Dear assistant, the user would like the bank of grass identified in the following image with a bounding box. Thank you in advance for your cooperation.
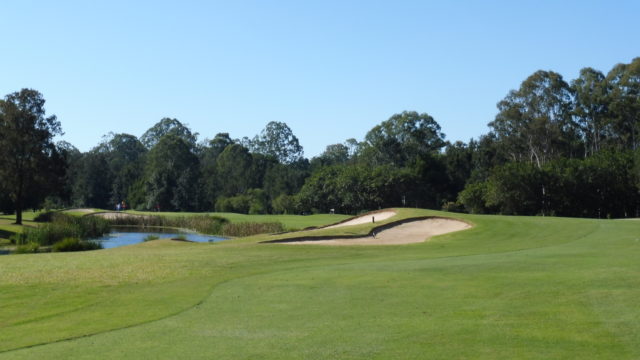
[1,209,639,359]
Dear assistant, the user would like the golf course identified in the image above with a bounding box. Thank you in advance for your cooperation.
[0,208,639,359]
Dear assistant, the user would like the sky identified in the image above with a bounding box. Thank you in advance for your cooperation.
[1,0,639,157]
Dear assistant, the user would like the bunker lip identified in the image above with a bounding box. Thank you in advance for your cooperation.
[261,216,472,245]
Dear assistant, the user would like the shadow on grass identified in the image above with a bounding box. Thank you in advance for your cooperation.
[0,229,14,239]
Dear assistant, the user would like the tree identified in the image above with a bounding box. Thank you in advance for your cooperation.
[311,143,350,168]
[263,159,310,199]
[296,164,417,214]
[71,152,113,209]
[140,118,198,149]
[199,133,235,209]
[207,133,235,158]
[249,121,304,163]
[606,58,640,151]
[98,133,147,204]
[215,144,254,197]
[442,141,474,199]
[571,67,610,156]
[0,89,63,224]
[490,71,578,167]
[145,135,200,211]
[485,162,544,215]
[360,111,445,167]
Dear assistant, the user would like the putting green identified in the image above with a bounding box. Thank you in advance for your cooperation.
[0,209,639,359]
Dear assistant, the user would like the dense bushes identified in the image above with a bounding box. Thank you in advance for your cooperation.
[271,194,298,214]
[458,151,639,218]
[215,189,270,214]
[296,164,420,214]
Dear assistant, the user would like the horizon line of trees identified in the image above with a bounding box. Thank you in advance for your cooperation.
[2,57,640,221]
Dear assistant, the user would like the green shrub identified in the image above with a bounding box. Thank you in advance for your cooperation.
[143,235,160,242]
[271,194,298,214]
[441,201,465,213]
[9,233,23,245]
[15,242,40,254]
[458,182,490,214]
[52,237,102,252]
[214,197,234,213]
[215,190,269,214]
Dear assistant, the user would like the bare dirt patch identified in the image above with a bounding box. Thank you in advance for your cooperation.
[283,217,471,246]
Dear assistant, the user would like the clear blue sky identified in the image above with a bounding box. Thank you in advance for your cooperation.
[1,1,638,157]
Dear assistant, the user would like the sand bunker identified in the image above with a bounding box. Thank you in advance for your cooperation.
[284,217,471,246]
[324,210,397,229]
[64,208,96,214]
[90,212,148,220]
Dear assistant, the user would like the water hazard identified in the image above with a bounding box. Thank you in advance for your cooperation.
[93,228,228,249]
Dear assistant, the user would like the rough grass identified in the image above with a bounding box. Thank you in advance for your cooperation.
[0,209,639,359]
[221,222,284,237]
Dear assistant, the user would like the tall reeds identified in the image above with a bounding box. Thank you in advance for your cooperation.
[17,212,110,246]
[220,222,284,237]
[103,213,284,237]
[105,214,229,235]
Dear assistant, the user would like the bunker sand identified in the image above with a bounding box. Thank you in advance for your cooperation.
[323,210,397,229]
[287,217,471,245]
[91,212,150,220]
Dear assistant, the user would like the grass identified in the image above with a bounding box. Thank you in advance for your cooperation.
[0,212,40,237]
[0,209,639,358]
[0,211,42,250]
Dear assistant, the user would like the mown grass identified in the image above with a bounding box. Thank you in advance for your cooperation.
[0,212,40,237]
[0,209,639,359]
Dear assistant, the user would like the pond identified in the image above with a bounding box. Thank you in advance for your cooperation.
[93,228,228,249]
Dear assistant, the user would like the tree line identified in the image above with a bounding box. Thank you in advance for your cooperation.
[1,57,639,222]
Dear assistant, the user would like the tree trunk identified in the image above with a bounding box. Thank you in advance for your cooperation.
[15,198,22,225]
[14,177,23,225]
